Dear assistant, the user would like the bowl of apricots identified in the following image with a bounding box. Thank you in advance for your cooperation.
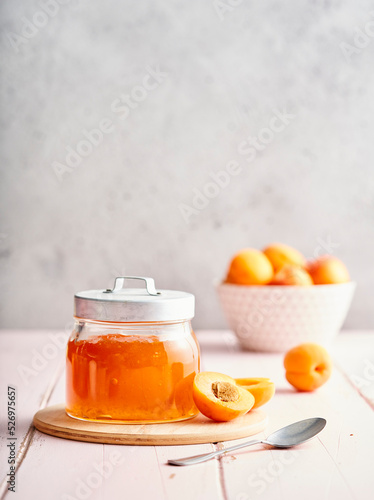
[216,243,356,352]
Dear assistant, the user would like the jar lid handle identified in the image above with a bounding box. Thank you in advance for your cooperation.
[104,276,160,296]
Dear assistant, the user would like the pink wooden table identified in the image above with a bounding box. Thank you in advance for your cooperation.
[1,330,374,500]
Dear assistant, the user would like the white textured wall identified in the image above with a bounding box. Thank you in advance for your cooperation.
[1,0,374,329]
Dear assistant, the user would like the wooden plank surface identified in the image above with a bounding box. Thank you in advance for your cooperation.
[1,330,374,500]
[332,331,374,409]
[0,330,68,498]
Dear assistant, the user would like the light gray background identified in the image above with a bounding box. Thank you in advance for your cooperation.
[1,0,373,329]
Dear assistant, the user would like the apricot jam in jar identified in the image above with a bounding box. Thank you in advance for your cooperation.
[66,277,200,424]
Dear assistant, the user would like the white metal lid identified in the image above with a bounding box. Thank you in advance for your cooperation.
[74,276,195,323]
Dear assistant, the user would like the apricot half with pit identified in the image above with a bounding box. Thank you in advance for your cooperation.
[192,372,255,421]
[284,343,332,391]
[235,377,275,409]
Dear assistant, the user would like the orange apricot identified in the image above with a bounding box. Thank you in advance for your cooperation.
[270,265,313,286]
[235,377,275,408]
[263,243,306,273]
[307,256,350,285]
[284,343,332,392]
[192,372,255,421]
[226,249,273,285]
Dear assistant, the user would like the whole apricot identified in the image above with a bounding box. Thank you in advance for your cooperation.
[284,343,332,391]
[307,256,350,285]
[193,372,255,421]
[235,377,275,408]
[263,243,306,273]
[271,265,313,286]
[226,249,273,285]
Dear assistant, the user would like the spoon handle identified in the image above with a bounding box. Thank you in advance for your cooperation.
[168,439,263,466]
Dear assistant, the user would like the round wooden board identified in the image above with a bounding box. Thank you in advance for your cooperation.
[33,404,268,446]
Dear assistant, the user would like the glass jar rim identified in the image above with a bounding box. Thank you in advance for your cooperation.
[73,316,192,326]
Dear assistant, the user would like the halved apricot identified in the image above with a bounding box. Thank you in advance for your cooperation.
[235,377,275,409]
[192,372,254,421]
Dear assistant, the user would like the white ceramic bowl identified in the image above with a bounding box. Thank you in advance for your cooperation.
[216,282,356,352]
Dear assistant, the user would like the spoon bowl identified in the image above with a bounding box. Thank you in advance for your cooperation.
[168,417,327,466]
[265,417,326,448]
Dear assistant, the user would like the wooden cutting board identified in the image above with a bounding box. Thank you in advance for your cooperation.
[33,404,268,445]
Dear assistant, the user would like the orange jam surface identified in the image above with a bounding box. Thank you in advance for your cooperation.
[66,332,199,423]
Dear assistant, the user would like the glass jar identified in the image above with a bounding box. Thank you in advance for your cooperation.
[66,277,200,424]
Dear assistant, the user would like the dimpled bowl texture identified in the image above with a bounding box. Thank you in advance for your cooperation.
[216,282,356,352]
